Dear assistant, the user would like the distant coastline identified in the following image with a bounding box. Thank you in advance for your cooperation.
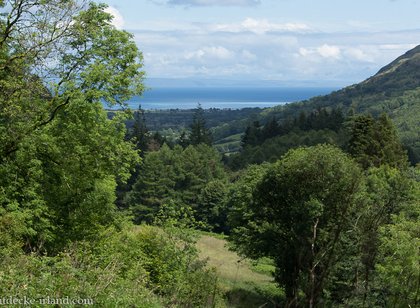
[117,86,338,110]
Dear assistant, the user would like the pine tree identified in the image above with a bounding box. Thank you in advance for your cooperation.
[241,121,261,147]
[348,113,407,169]
[130,105,149,154]
[261,116,280,140]
[178,130,190,148]
[189,103,212,146]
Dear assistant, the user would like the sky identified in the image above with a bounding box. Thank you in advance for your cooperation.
[97,0,420,87]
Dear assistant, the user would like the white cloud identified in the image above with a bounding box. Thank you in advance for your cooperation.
[345,47,374,62]
[185,46,235,60]
[298,45,341,60]
[316,44,341,59]
[298,47,311,57]
[152,0,260,6]
[379,43,417,50]
[104,6,124,29]
[213,18,311,34]
[133,19,420,84]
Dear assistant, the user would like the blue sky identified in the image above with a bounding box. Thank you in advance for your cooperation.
[97,0,420,86]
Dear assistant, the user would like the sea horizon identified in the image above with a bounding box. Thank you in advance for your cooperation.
[117,86,338,110]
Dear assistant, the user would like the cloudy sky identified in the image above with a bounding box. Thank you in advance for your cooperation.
[98,0,420,86]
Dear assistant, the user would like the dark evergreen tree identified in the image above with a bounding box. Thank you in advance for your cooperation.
[151,131,166,147]
[261,116,280,140]
[127,144,228,229]
[348,114,376,169]
[130,105,149,154]
[374,113,408,168]
[189,103,212,146]
[348,113,407,169]
[329,108,345,131]
[241,121,262,147]
[178,130,190,148]
[297,111,307,130]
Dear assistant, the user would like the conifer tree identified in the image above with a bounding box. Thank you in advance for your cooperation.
[189,103,212,146]
[348,113,407,169]
[131,105,149,153]
[241,121,262,147]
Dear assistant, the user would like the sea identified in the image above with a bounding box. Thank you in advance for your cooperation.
[120,87,338,110]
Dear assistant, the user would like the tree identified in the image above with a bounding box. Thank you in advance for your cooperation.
[261,116,280,140]
[348,113,407,169]
[241,121,262,147]
[127,144,228,230]
[0,0,144,253]
[376,197,420,307]
[324,164,417,306]
[196,179,230,233]
[189,103,212,146]
[227,163,271,243]
[359,166,414,291]
[127,144,181,224]
[130,105,150,153]
[178,130,190,148]
[229,145,364,307]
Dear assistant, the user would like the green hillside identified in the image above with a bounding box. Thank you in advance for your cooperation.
[221,45,420,163]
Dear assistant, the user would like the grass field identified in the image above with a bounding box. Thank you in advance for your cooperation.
[196,234,284,307]
[213,133,242,154]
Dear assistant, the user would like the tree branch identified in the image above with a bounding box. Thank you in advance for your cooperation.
[36,96,70,129]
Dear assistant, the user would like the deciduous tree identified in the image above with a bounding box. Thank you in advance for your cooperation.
[0,0,144,252]
[229,145,364,307]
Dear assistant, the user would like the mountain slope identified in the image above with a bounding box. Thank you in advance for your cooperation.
[215,45,420,164]
[258,45,420,163]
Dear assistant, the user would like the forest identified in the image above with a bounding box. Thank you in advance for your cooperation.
[0,1,419,307]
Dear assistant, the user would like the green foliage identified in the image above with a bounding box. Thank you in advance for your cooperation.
[197,234,283,307]
[43,99,140,250]
[241,121,263,147]
[240,108,344,150]
[227,163,271,252]
[197,179,230,233]
[127,144,180,224]
[125,107,263,145]
[347,113,408,169]
[229,145,365,306]
[128,143,229,231]
[1,3,418,307]
[0,0,143,252]
[0,225,220,307]
[324,165,417,306]
[129,105,150,153]
[215,46,420,164]
[189,103,213,146]
[154,200,198,229]
[227,107,346,170]
[228,128,343,170]
[376,199,420,307]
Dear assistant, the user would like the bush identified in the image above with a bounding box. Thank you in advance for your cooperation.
[0,225,221,307]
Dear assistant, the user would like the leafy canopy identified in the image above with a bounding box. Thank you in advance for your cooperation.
[0,0,144,253]
[229,144,364,306]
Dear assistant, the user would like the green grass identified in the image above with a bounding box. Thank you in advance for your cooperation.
[196,235,284,307]
[250,257,275,276]
[214,133,243,154]
[214,133,243,145]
